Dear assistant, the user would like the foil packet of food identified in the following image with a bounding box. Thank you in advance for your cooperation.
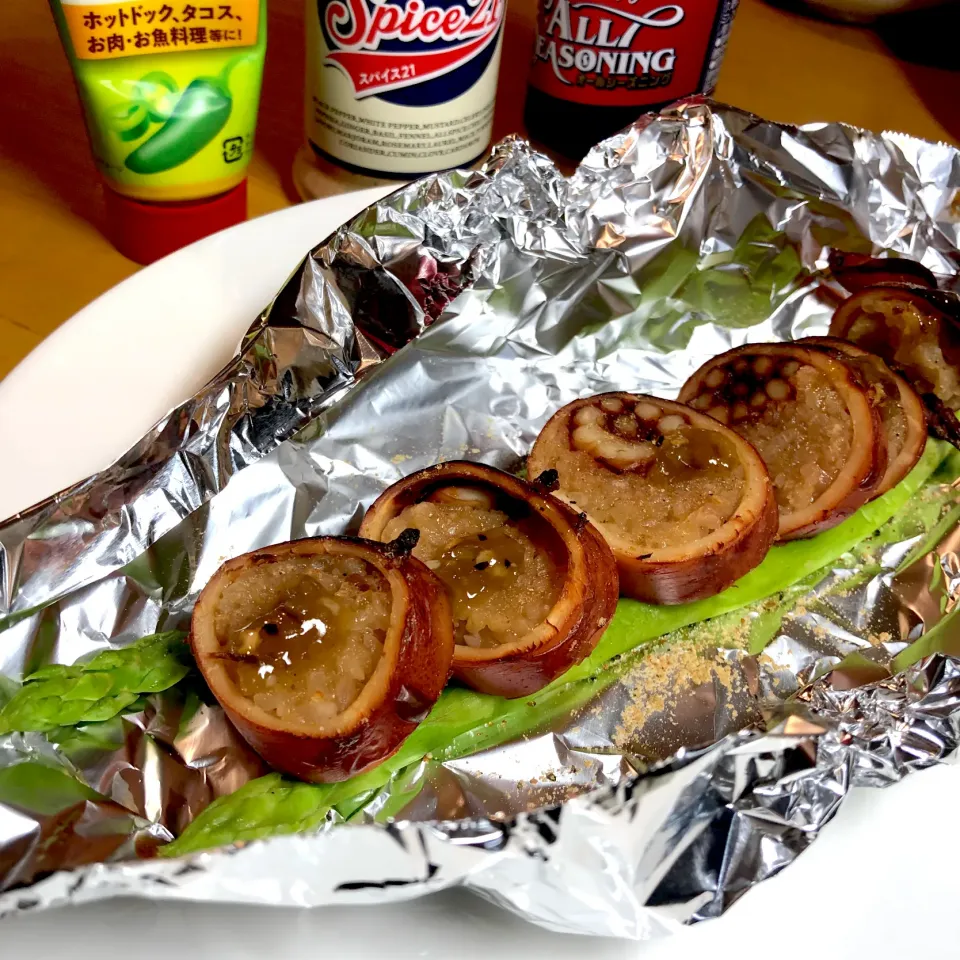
[1,98,959,938]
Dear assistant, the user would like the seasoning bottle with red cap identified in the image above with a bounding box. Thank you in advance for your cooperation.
[48,0,268,264]
[524,0,740,159]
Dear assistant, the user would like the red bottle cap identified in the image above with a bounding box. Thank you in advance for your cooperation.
[103,180,248,265]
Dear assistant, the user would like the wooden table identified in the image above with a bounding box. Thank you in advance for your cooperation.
[1,0,957,380]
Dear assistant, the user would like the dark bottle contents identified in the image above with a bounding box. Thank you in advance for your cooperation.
[524,0,740,159]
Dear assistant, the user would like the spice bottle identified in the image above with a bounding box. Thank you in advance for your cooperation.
[294,0,506,190]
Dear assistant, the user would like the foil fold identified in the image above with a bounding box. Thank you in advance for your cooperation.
[1,98,960,938]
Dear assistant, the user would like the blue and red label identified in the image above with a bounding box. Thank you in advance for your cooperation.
[317,0,504,105]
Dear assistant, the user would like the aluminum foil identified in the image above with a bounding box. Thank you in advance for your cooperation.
[2,98,960,938]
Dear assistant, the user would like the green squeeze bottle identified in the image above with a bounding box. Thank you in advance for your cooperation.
[48,0,267,263]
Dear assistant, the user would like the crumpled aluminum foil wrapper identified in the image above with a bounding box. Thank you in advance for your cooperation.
[1,98,960,938]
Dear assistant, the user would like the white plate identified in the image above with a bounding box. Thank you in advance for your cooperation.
[0,186,395,521]
[1,193,957,957]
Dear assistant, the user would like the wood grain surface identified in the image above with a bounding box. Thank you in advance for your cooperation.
[0,0,957,380]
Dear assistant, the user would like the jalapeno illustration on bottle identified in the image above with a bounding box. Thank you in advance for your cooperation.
[106,101,152,142]
[48,0,266,263]
[125,62,238,175]
[133,71,179,123]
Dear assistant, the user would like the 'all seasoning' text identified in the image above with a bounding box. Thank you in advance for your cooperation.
[532,0,683,89]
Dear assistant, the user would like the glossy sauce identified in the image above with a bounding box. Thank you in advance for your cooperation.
[382,492,563,649]
[553,398,745,549]
[219,558,390,726]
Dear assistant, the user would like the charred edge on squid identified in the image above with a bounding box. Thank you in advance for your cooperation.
[358,460,619,698]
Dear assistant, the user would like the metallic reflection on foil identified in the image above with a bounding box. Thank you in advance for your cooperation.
[1,99,959,937]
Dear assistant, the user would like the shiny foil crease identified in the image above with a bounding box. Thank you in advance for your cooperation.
[1,98,960,937]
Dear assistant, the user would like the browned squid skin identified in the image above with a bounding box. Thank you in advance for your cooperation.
[798,336,927,495]
[922,392,960,448]
[615,496,778,605]
[829,284,960,404]
[527,394,778,605]
[788,339,887,506]
[828,251,937,293]
[190,536,455,784]
[359,461,619,699]
[678,343,887,541]
[454,508,618,698]
[828,282,960,448]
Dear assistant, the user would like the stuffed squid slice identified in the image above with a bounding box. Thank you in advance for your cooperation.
[830,284,960,412]
[799,336,926,494]
[359,461,619,699]
[191,535,454,783]
[679,343,886,540]
[527,393,778,604]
